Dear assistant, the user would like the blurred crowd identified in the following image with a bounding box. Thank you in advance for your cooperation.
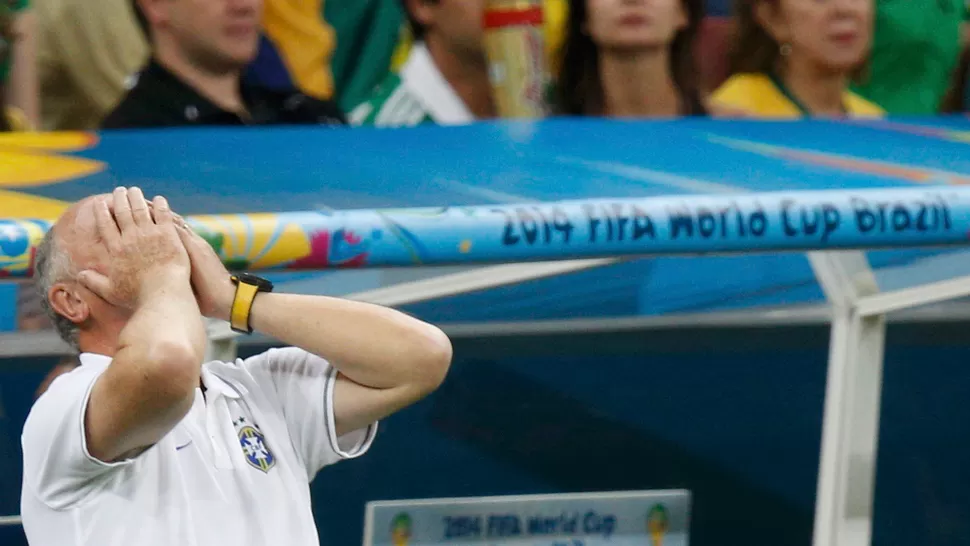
[0,0,967,133]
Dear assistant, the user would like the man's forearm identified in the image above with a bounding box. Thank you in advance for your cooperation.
[88,280,207,461]
[248,293,451,390]
[118,282,207,386]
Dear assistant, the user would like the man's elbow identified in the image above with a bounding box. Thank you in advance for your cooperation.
[139,340,204,400]
[411,325,453,395]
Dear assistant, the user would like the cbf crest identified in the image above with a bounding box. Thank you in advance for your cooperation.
[234,417,276,472]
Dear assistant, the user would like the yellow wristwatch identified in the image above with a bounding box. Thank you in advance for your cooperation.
[229,273,274,334]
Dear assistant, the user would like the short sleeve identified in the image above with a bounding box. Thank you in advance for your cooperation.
[242,347,377,480]
[21,367,135,510]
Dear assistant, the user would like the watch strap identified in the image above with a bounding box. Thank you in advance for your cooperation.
[230,276,262,334]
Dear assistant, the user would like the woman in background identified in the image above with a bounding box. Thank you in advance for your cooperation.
[711,0,882,117]
[557,0,706,117]
[0,0,37,130]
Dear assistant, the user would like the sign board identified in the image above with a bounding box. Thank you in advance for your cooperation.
[364,490,690,546]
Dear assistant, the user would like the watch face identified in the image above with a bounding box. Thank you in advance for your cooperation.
[236,273,273,290]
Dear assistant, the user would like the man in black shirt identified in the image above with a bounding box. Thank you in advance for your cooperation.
[102,0,345,128]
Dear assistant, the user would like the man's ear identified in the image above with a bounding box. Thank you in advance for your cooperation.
[48,282,90,327]
[407,0,439,31]
[137,0,169,32]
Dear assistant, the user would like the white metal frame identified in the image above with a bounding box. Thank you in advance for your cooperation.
[5,251,970,546]
[809,251,970,546]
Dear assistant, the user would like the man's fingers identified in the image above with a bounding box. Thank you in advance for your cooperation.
[77,270,113,303]
[112,187,135,232]
[174,215,203,241]
[94,198,122,249]
[152,196,174,226]
[175,219,199,251]
[128,187,152,226]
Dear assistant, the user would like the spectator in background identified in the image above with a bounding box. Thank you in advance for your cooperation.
[372,0,567,111]
[556,0,706,117]
[348,0,495,127]
[36,0,342,131]
[711,0,883,117]
[102,0,345,129]
[1,0,38,130]
[852,0,967,115]
[35,0,147,130]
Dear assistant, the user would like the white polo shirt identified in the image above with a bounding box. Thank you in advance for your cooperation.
[20,348,377,546]
[348,43,475,127]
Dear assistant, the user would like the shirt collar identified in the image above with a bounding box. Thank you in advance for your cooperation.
[78,352,241,399]
[201,366,243,399]
[399,43,475,125]
[133,58,258,125]
[78,353,111,369]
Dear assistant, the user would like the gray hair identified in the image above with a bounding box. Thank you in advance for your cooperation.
[34,229,81,351]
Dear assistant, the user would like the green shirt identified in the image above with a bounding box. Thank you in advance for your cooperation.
[852,0,968,114]
[324,0,405,112]
[348,43,474,127]
[0,0,28,83]
[348,72,434,126]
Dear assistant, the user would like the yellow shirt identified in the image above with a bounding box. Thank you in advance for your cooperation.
[711,73,884,118]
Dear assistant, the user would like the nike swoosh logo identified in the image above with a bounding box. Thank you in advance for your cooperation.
[175,441,193,451]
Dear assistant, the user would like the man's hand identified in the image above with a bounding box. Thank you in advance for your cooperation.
[175,220,236,322]
[77,187,190,308]
[76,188,208,463]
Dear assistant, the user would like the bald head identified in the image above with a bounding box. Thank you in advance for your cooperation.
[56,195,107,255]
[35,194,116,351]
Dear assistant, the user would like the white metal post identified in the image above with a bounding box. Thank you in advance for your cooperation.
[809,251,885,546]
